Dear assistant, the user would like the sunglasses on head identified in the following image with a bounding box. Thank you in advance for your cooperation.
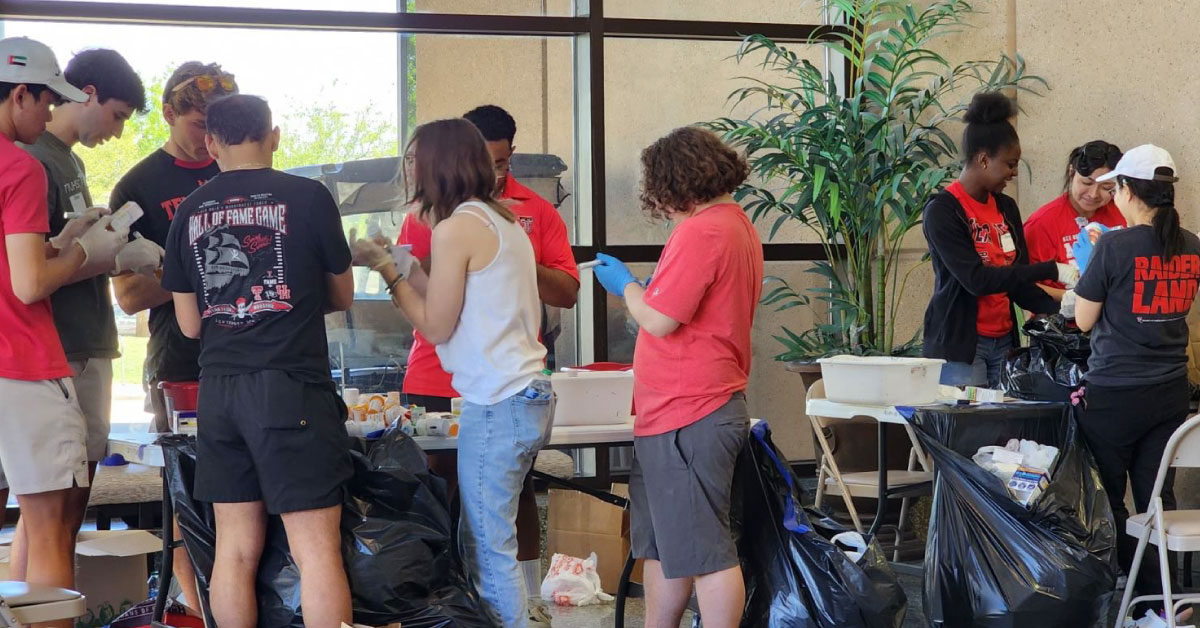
[171,72,235,95]
[1082,142,1120,158]
[1075,142,1121,176]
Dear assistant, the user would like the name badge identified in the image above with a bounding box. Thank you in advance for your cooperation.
[1000,233,1016,253]
[1074,216,1089,228]
[69,192,87,214]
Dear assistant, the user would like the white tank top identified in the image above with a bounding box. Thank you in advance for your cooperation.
[435,201,546,405]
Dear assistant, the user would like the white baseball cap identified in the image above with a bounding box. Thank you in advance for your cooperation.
[0,37,87,103]
[1096,144,1179,183]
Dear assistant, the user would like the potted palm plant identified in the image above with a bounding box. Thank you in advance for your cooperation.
[710,1,1046,474]
[711,0,1045,367]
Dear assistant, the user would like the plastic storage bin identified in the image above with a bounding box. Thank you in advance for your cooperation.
[551,369,635,426]
[160,381,199,434]
[816,355,945,406]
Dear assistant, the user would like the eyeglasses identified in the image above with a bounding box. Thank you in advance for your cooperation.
[171,72,236,95]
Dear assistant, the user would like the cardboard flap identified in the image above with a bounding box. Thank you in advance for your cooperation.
[548,489,624,533]
[75,531,162,557]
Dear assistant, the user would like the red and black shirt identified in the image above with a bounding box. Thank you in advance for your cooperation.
[110,149,219,382]
[946,180,1018,337]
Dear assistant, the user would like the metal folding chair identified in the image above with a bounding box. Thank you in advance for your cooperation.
[0,582,86,628]
[807,380,932,559]
[1116,414,1200,628]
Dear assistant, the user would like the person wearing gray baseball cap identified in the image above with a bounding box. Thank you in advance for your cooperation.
[1068,144,1199,624]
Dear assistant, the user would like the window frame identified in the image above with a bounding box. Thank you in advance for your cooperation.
[2,0,842,361]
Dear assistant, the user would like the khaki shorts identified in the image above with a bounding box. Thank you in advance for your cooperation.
[0,376,90,495]
[69,359,113,462]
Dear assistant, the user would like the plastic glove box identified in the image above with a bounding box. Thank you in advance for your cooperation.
[551,370,634,426]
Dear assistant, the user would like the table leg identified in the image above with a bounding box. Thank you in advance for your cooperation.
[595,445,612,487]
[152,471,174,623]
[614,548,636,628]
[869,421,888,538]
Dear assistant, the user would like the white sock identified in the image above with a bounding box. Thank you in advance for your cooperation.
[521,559,542,601]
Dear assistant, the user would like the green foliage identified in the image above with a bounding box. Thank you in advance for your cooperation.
[709,0,1046,362]
[77,71,400,205]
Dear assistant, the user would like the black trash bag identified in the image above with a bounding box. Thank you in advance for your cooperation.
[343,429,493,628]
[733,422,906,628]
[909,405,1117,628]
[160,435,218,623]
[1003,315,1091,401]
[160,430,494,628]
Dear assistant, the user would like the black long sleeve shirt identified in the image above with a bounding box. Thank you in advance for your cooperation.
[921,188,1059,364]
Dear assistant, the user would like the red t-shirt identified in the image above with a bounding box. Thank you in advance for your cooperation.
[947,181,1016,338]
[0,135,71,381]
[632,204,764,437]
[1024,193,1125,289]
[398,174,579,397]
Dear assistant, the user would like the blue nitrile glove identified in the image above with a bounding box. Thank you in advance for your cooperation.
[595,253,638,296]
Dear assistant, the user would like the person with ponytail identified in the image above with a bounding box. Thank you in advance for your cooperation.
[1068,145,1200,617]
[1024,140,1126,297]
[922,91,1074,387]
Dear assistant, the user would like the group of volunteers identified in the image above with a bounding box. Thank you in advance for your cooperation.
[924,91,1200,621]
[0,34,762,628]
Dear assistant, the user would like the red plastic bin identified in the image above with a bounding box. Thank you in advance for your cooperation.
[159,381,199,414]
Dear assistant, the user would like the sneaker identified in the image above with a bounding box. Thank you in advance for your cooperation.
[529,601,553,627]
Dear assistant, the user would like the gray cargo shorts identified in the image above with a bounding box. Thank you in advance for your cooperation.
[629,392,749,579]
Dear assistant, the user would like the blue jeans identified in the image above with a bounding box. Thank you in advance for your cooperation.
[457,380,555,628]
[939,334,1014,388]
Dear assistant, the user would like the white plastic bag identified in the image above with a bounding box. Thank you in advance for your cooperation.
[830,531,868,563]
[541,552,614,607]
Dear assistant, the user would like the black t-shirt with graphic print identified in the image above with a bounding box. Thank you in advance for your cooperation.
[1075,224,1200,387]
[111,149,220,382]
[161,168,351,383]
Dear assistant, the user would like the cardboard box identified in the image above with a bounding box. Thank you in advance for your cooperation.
[546,484,642,594]
[0,530,162,628]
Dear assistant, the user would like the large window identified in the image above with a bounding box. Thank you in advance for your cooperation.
[3,0,832,458]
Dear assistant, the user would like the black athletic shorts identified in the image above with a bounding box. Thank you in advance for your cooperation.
[195,370,353,514]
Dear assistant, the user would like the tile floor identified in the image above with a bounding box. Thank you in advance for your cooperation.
[545,597,694,628]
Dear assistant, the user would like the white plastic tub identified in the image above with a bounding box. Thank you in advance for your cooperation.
[551,370,635,426]
[816,355,946,406]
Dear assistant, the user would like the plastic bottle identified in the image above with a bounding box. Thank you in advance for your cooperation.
[416,416,459,438]
[384,392,404,426]
[363,393,386,424]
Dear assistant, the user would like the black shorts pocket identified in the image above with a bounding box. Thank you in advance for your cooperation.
[254,371,309,431]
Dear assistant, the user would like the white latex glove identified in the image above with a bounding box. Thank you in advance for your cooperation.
[389,244,415,280]
[112,236,164,276]
[1057,262,1080,289]
[1060,289,1077,319]
[349,228,390,269]
[349,229,413,279]
[49,207,108,251]
[75,215,128,269]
